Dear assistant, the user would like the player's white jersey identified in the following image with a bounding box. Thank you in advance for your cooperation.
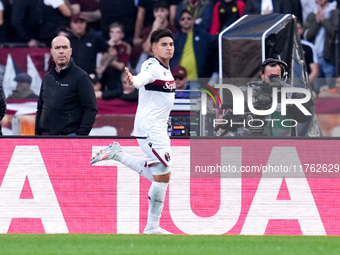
[132,57,176,137]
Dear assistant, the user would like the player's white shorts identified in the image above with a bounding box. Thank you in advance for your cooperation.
[137,135,172,172]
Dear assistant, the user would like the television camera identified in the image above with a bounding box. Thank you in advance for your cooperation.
[214,74,287,136]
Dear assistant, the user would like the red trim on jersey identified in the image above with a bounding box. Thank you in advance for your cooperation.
[145,79,176,92]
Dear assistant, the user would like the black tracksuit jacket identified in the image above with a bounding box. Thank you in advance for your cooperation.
[35,59,97,135]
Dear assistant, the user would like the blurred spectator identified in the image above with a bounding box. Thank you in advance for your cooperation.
[297,19,319,84]
[0,80,6,136]
[319,76,340,97]
[142,1,177,57]
[287,0,303,23]
[119,71,138,102]
[243,0,289,15]
[10,0,44,47]
[95,65,138,102]
[36,0,72,47]
[99,0,137,44]
[133,0,179,46]
[300,0,317,24]
[173,65,201,98]
[7,73,38,100]
[68,13,109,75]
[304,0,339,93]
[210,0,245,35]
[173,65,190,89]
[96,22,131,100]
[70,0,101,33]
[169,0,181,25]
[171,9,218,79]
[89,73,101,91]
[0,0,3,27]
[174,0,213,32]
[0,0,14,43]
[132,1,178,72]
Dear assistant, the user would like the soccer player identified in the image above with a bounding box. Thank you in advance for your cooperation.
[91,29,175,234]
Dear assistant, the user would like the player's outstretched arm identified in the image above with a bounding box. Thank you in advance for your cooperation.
[125,64,155,88]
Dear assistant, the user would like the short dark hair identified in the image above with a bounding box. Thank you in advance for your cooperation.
[260,58,288,77]
[109,22,124,32]
[153,0,169,11]
[150,29,174,45]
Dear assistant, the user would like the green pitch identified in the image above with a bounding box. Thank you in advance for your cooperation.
[0,234,339,255]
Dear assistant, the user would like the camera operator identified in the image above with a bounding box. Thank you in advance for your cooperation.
[215,58,312,137]
[255,58,311,136]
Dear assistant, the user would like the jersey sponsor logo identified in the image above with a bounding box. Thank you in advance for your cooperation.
[145,80,176,92]
[163,81,176,90]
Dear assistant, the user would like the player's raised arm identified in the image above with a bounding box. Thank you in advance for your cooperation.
[125,65,156,89]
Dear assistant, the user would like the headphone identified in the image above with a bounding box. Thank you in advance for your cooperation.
[260,58,288,80]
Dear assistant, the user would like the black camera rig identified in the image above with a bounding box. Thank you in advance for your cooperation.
[214,75,287,136]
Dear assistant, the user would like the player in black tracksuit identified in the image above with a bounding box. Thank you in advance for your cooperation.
[35,58,97,135]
